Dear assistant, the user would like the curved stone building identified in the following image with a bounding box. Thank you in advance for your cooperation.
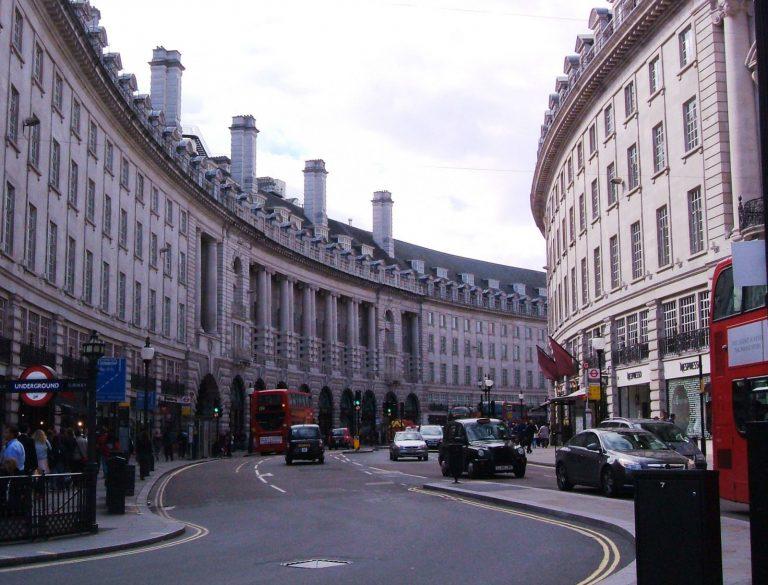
[530,0,760,434]
[0,0,548,443]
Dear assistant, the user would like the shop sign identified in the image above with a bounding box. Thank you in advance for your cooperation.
[588,384,601,401]
[727,319,768,367]
[663,355,711,379]
[616,366,650,386]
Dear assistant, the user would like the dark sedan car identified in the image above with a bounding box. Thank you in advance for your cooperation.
[285,424,324,465]
[598,418,707,468]
[418,425,444,450]
[438,418,526,479]
[555,428,692,497]
[328,427,352,450]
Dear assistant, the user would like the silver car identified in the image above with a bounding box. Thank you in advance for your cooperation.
[389,431,428,461]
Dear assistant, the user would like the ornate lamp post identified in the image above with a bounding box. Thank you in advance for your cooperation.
[140,337,155,433]
[478,375,494,416]
[81,329,105,533]
[591,338,606,425]
[518,391,525,421]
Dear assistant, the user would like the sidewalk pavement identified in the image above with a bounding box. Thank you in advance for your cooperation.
[0,458,193,567]
[524,438,715,468]
[423,479,751,585]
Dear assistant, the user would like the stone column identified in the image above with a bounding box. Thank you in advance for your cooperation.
[326,293,339,370]
[302,285,315,338]
[603,317,617,417]
[715,1,761,235]
[257,267,273,357]
[280,277,295,361]
[367,303,377,376]
[646,300,664,418]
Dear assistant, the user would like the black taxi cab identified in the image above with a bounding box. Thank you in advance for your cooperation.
[438,418,526,479]
[285,424,325,465]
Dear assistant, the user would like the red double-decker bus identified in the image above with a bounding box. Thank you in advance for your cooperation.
[251,389,314,454]
[710,258,768,503]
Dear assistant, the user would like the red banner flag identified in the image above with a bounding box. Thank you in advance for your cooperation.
[536,345,559,382]
[549,336,577,377]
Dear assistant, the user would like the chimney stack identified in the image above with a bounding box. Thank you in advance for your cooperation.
[230,115,259,193]
[303,160,328,227]
[149,46,184,130]
[372,190,394,257]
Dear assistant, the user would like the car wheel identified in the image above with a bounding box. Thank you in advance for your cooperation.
[601,467,618,497]
[467,461,480,479]
[319,456,325,464]
[440,459,450,477]
[513,463,526,478]
[424,455,429,462]
[556,463,573,491]
[393,454,398,461]
[285,457,292,465]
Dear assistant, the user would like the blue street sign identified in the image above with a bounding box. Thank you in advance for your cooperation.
[135,390,157,412]
[96,357,127,403]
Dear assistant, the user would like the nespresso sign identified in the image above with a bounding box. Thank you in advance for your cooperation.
[680,361,699,372]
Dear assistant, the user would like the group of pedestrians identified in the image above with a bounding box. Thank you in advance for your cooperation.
[0,423,89,477]
[513,420,550,453]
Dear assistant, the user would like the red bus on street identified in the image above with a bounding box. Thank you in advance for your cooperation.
[710,258,768,503]
[251,389,314,454]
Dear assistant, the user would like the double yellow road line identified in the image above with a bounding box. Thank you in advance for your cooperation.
[410,487,621,585]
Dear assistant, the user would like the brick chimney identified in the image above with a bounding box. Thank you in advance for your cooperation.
[230,115,259,193]
[372,190,394,257]
[149,46,184,130]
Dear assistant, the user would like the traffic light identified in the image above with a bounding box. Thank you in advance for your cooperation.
[213,404,220,418]
[384,401,392,417]
[354,390,361,411]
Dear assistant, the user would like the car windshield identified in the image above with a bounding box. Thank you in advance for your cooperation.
[640,423,690,443]
[420,426,442,437]
[332,429,346,436]
[602,431,669,451]
[465,421,508,441]
[291,427,320,439]
[395,432,422,441]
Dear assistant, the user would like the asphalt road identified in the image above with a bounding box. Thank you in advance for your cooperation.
[0,450,634,585]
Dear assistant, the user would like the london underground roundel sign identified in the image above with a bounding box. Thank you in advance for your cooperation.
[19,365,56,407]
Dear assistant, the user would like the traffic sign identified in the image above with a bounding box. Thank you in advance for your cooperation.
[0,378,91,394]
[19,365,55,407]
[135,390,157,411]
[96,357,126,402]
[587,368,601,382]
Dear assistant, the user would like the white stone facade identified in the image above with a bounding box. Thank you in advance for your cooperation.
[530,0,760,426]
[0,0,547,438]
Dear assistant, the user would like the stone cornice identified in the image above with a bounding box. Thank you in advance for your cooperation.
[530,0,678,234]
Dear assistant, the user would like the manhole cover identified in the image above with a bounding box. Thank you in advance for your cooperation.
[282,559,351,569]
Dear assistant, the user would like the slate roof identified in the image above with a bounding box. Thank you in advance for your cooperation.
[257,191,546,297]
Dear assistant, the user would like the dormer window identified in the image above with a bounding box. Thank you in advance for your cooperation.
[436,267,448,279]
[487,278,500,290]
[410,259,425,274]
[336,235,352,250]
[460,273,475,286]
[512,282,527,295]
[360,244,374,258]
[314,225,329,241]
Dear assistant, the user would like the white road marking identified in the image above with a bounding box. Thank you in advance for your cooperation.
[363,471,373,475]
[270,485,286,493]
[257,476,267,483]
[365,481,393,486]
[352,462,363,467]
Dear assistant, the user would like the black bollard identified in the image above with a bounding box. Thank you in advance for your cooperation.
[747,422,768,585]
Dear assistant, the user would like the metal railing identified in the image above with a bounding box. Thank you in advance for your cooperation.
[738,197,764,233]
[659,328,709,357]
[20,343,56,368]
[611,342,649,366]
[0,472,94,542]
[62,354,89,378]
[130,373,157,390]
[161,379,186,396]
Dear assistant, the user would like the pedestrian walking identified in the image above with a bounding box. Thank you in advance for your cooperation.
[537,423,550,448]
[74,430,88,472]
[0,425,26,473]
[32,429,51,474]
[177,432,187,460]
[527,420,538,450]
[152,428,162,461]
[16,424,38,475]
[163,429,175,461]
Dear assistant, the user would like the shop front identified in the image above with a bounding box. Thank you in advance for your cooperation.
[614,366,651,419]
[664,355,710,439]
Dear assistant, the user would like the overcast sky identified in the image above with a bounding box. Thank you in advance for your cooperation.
[97,0,605,271]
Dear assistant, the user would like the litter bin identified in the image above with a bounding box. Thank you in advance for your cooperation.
[634,469,722,585]
[105,456,128,515]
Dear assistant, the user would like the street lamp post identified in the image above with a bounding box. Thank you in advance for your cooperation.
[518,391,525,421]
[140,337,155,435]
[81,330,105,533]
[477,375,494,416]
[591,338,606,426]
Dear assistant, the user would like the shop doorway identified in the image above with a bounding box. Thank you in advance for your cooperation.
[618,384,651,419]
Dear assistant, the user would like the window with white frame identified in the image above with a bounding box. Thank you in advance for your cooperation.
[627,144,639,190]
[135,222,143,259]
[571,266,577,311]
[100,262,110,311]
[118,209,128,248]
[679,26,693,68]
[607,163,618,205]
[178,303,186,341]
[627,313,639,346]
[84,250,93,304]
[118,272,127,320]
[615,317,626,347]
[652,123,666,173]
[679,294,697,333]
[662,300,677,337]
[687,186,704,254]
[150,233,158,267]
[149,289,157,331]
[120,157,130,189]
[591,179,599,220]
[579,194,586,231]
[699,291,710,327]
[65,236,76,294]
[151,187,159,213]
[630,221,643,279]
[656,205,671,267]
[133,281,142,327]
[609,235,620,289]
[648,56,661,94]
[103,194,112,236]
[71,99,81,135]
[12,10,24,53]
[88,120,98,155]
[86,180,95,222]
[577,142,584,169]
[105,141,114,173]
[624,82,636,117]
[25,204,36,270]
[179,209,188,234]
[53,73,63,111]
[683,97,700,152]
[29,121,41,168]
[604,104,614,136]
[179,251,187,284]
[588,124,596,154]
[46,221,57,282]
[50,139,61,189]
[581,257,588,304]
[640,310,649,343]
[452,337,459,355]
[163,296,171,336]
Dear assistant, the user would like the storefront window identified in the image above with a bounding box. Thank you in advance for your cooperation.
[667,375,709,438]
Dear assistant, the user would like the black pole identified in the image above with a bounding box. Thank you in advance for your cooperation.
[755,0,768,298]
[747,422,768,584]
[597,349,605,423]
[143,359,150,434]
[698,353,707,458]
[86,353,99,532]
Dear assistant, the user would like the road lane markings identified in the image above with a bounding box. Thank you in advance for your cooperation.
[410,487,620,585]
[257,476,267,483]
[352,462,363,466]
[270,485,286,493]
[365,481,393,486]
[363,471,373,475]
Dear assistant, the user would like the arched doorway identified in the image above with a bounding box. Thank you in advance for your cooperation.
[197,374,221,417]
[319,386,333,438]
[361,390,376,444]
[196,374,221,458]
[340,389,354,431]
[405,393,420,424]
[230,376,246,448]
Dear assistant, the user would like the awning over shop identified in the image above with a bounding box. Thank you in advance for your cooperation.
[548,389,586,403]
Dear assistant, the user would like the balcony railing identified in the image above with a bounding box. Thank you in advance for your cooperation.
[739,197,764,233]
[20,343,56,368]
[0,335,11,363]
[61,354,89,378]
[161,379,186,396]
[611,342,649,366]
[660,328,709,358]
